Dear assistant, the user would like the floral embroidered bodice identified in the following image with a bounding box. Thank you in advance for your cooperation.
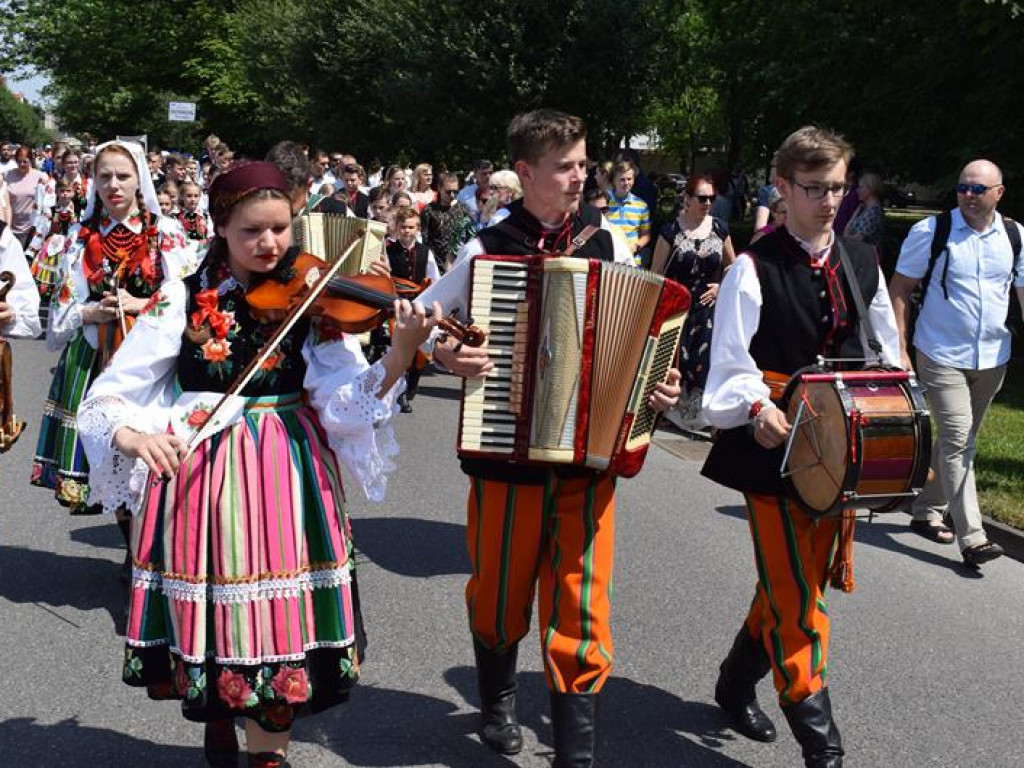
[176,258,311,396]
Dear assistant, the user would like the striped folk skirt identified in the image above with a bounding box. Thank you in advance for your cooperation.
[31,333,101,511]
[123,394,365,731]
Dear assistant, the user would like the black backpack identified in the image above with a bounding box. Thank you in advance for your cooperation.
[916,210,1022,327]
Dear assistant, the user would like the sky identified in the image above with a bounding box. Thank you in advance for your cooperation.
[6,72,49,105]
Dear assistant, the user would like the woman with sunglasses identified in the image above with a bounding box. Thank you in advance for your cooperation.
[651,173,736,433]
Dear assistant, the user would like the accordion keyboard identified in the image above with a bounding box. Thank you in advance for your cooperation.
[459,260,531,454]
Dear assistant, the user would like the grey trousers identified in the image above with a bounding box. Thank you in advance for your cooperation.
[911,352,1006,550]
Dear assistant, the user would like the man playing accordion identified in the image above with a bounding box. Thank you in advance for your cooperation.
[419,108,681,768]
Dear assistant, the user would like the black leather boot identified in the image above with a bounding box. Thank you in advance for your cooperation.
[781,688,844,767]
[405,367,422,402]
[117,517,132,584]
[203,718,238,768]
[550,692,597,768]
[473,638,523,754]
[714,627,777,742]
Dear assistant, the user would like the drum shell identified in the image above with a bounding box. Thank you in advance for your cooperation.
[783,369,931,517]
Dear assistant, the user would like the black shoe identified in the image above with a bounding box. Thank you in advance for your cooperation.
[781,688,844,768]
[550,692,597,768]
[714,628,777,742]
[398,394,412,413]
[204,718,239,768]
[962,541,1003,569]
[473,639,523,755]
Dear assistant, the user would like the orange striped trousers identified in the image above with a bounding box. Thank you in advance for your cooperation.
[465,473,616,693]
[743,493,841,705]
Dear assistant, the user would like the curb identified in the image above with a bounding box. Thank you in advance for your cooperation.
[982,516,1024,564]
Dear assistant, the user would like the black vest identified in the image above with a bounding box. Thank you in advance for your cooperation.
[701,229,880,495]
[386,240,430,283]
[462,200,614,484]
[477,199,615,262]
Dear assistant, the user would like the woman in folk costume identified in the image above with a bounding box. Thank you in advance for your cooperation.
[76,161,438,768]
[31,140,197,513]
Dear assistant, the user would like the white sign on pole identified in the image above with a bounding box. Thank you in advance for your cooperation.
[168,101,197,122]
[116,134,148,152]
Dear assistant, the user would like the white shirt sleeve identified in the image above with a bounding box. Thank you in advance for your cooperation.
[864,266,902,367]
[894,215,936,280]
[48,227,89,350]
[702,255,771,429]
[425,248,441,282]
[301,329,404,502]
[0,227,41,338]
[601,214,635,265]
[76,280,186,514]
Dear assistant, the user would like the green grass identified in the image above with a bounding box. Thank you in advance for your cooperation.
[975,360,1024,529]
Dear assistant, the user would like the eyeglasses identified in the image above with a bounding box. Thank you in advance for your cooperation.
[693,194,716,204]
[956,183,997,195]
[790,180,849,199]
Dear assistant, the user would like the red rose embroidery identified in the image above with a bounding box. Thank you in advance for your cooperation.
[174,662,189,696]
[216,669,253,709]
[140,292,164,315]
[186,408,211,429]
[270,666,309,704]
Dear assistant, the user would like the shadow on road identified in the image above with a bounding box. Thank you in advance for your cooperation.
[413,384,463,403]
[441,666,754,768]
[715,505,984,579]
[293,682,522,766]
[352,516,471,577]
[68,521,123,550]
[0,544,125,628]
[0,717,202,768]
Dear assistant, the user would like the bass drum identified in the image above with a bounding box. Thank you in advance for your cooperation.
[781,367,931,517]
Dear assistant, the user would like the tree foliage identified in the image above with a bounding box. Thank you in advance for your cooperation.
[2,0,1023,204]
[0,87,51,145]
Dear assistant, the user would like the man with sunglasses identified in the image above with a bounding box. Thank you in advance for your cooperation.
[702,126,901,768]
[889,159,1024,567]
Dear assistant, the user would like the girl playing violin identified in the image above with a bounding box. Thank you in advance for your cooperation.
[77,161,438,768]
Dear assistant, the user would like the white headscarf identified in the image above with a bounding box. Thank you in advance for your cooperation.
[82,139,161,220]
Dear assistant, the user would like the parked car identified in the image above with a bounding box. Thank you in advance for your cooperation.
[882,183,916,208]
[659,173,687,193]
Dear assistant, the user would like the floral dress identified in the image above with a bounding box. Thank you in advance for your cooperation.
[178,209,212,256]
[659,216,729,425]
[30,210,195,511]
[76,248,404,730]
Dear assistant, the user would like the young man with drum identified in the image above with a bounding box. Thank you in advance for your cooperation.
[701,126,901,768]
[420,108,681,768]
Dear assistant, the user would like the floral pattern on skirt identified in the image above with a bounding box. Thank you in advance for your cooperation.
[122,395,366,730]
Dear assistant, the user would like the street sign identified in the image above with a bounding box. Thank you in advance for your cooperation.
[168,101,197,122]
[116,134,148,152]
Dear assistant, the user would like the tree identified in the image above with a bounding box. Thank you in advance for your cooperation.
[0,87,51,145]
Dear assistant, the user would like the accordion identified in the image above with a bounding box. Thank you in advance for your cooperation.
[458,255,690,478]
[294,212,387,276]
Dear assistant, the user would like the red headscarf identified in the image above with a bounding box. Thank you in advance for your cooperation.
[208,161,288,227]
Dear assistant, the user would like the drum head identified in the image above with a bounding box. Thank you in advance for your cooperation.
[784,377,850,514]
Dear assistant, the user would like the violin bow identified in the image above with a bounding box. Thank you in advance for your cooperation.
[179,234,364,463]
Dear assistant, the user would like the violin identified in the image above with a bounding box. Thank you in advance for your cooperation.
[246,252,485,345]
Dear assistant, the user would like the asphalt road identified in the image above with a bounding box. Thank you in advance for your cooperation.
[2,336,1023,768]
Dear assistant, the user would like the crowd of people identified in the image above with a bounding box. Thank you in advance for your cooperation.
[0,108,1021,768]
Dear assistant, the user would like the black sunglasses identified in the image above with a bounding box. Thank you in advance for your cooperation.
[694,194,716,204]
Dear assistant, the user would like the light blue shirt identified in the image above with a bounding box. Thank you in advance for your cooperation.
[896,208,1024,369]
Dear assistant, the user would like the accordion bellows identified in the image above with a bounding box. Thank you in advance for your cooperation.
[458,255,691,477]
[294,212,387,275]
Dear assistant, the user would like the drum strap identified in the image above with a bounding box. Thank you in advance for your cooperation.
[835,240,883,363]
